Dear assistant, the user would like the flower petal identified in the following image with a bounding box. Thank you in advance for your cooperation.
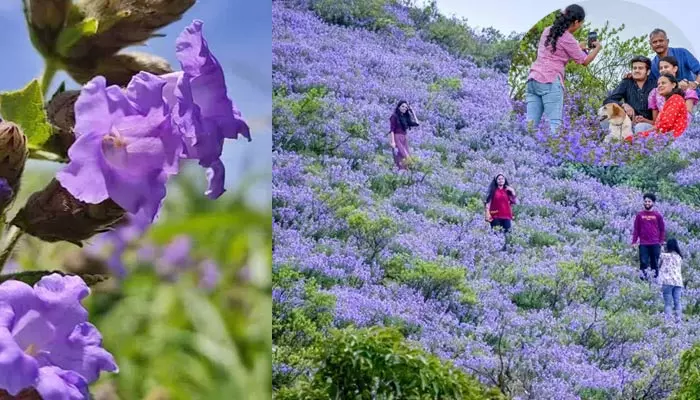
[44,323,118,383]
[35,366,88,400]
[73,77,132,138]
[0,304,38,396]
[204,158,226,199]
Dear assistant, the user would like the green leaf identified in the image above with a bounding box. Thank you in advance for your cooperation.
[55,17,99,57]
[0,79,53,147]
[0,270,109,286]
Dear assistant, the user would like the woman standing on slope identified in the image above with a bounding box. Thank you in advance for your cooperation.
[525,4,602,133]
[484,173,517,235]
[389,100,419,170]
[658,238,685,323]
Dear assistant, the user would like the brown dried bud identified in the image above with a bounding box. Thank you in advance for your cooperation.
[66,52,173,86]
[68,52,173,86]
[44,90,79,158]
[0,122,29,211]
[65,0,196,60]
[25,0,70,31]
[11,179,126,247]
[0,387,42,400]
[24,0,71,54]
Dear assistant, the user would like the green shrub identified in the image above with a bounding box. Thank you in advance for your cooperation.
[277,326,505,399]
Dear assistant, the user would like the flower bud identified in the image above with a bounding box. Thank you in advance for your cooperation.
[0,122,28,211]
[67,52,173,86]
[65,0,196,60]
[11,179,126,247]
[26,0,70,31]
[45,90,80,158]
[24,0,71,54]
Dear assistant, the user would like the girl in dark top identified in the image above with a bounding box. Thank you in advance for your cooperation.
[484,173,517,234]
[389,100,419,170]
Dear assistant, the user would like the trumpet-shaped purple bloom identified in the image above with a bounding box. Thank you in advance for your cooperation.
[56,73,177,222]
[162,19,251,199]
[0,274,117,398]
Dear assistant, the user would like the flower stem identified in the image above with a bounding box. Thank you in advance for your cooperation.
[0,226,23,273]
[41,60,58,98]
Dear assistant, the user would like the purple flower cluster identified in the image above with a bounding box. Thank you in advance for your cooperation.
[84,220,220,290]
[57,20,250,224]
[0,274,117,398]
[272,2,700,398]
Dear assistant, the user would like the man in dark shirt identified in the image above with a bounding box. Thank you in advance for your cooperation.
[631,193,665,281]
[602,55,656,133]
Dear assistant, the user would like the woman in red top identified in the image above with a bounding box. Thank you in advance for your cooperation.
[484,173,517,234]
[637,73,688,139]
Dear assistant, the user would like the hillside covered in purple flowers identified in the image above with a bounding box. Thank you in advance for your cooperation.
[273,1,700,398]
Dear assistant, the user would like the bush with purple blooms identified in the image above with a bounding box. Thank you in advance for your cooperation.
[273,1,700,398]
[0,1,269,399]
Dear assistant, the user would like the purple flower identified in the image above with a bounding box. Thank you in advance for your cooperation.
[198,259,220,291]
[56,73,177,222]
[0,274,117,397]
[84,213,152,278]
[155,235,193,280]
[162,19,251,199]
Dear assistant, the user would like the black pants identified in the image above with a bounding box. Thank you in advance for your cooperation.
[639,244,661,276]
[490,218,512,233]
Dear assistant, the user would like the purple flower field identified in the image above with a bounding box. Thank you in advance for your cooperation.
[272,1,700,398]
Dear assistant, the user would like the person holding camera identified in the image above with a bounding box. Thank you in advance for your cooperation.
[389,100,419,170]
[525,4,602,134]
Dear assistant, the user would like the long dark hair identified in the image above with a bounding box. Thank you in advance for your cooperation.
[658,73,684,98]
[393,100,411,131]
[666,238,683,258]
[545,4,585,53]
[485,174,509,204]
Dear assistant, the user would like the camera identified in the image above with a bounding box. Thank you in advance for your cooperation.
[587,31,598,48]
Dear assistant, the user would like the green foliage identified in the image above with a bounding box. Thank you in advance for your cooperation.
[0,79,53,147]
[311,0,397,32]
[429,77,462,93]
[509,11,650,107]
[439,186,483,211]
[77,172,274,400]
[528,231,558,247]
[384,255,471,301]
[274,85,371,156]
[674,342,700,399]
[278,326,504,399]
[513,252,619,314]
[273,267,336,348]
[345,210,398,262]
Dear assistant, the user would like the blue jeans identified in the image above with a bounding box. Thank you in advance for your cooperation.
[526,78,564,133]
[662,284,682,321]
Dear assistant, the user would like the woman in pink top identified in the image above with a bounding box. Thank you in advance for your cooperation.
[647,55,698,125]
[526,4,602,133]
